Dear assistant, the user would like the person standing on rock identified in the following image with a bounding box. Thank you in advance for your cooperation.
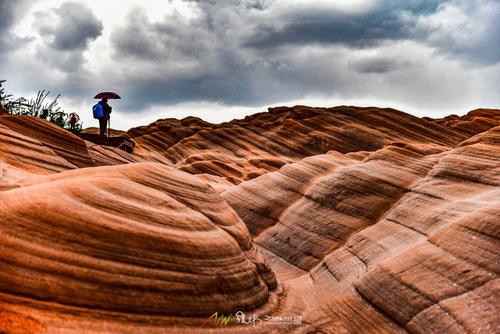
[98,97,112,137]
[93,92,120,137]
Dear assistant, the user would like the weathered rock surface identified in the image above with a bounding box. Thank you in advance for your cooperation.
[0,115,142,176]
[224,124,499,333]
[0,162,276,332]
[1,107,499,333]
[127,106,470,184]
[427,109,500,136]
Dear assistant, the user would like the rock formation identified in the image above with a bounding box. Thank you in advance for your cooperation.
[224,125,499,332]
[1,162,277,314]
[0,107,498,333]
[426,109,500,137]
[126,106,470,186]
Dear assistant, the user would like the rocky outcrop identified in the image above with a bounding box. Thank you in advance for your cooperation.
[1,107,499,333]
[128,106,471,184]
[426,108,500,136]
[223,124,499,333]
[224,143,442,270]
[0,115,143,177]
[0,162,276,331]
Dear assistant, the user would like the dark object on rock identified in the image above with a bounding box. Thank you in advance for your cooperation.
[78,133,135,153]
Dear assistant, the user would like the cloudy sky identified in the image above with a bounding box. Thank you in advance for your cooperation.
[1,0,499,130]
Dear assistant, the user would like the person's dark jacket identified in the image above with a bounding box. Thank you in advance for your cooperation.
[99,101,112,120]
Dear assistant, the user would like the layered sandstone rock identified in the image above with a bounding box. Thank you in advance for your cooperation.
[0,162,276,332]
[1,107,499,333]
[127,106,470,184]
[0,115,143,176]
[427,109,500,136]
[224,143,443,271]
[223,123,499,333]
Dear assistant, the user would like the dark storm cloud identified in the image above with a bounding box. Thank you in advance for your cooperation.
[29,1,103,75]
[35,1,103,51]
[0,0,22,30]
[110,0,470,110]
[243,1,435,49]
[6,0,498,119]
[112,8,215,61]
[110,4,255,109]
[242,0,500,66]
[0,0,31,53]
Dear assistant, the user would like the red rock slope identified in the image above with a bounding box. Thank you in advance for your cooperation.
[223,125,499,333]
[0,107,498,333]
[127,106,470,185]
[0,163,277,332]
[0,115,143,175]
[426,108,500,136]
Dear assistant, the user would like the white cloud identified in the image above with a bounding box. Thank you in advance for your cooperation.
[271,0,377,15]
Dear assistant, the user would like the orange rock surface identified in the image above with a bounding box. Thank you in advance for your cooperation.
[127,106,469,186]
[0,107,498,333]
[426,109,500,136]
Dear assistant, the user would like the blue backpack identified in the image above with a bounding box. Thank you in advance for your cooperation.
[93,103,104,119]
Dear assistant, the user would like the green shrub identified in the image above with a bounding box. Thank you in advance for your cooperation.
[0,80,83,134]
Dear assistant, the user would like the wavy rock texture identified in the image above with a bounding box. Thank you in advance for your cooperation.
[224,143,442,270]
[0,162,277,332]
[1,107,499,333]
[224,124,500,333]
[0,115,143,175]
[127,106,470,185]
[427,109,500,137]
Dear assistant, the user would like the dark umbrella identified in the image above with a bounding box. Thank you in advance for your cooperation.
[94,92,121,99]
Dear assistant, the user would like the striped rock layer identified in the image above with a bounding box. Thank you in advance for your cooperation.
[1,107,499,333]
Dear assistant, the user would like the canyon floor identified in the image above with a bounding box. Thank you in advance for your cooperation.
[0,106,499,333]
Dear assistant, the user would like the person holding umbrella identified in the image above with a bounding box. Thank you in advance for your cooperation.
[94,92,120,137]
[97,97,111,136]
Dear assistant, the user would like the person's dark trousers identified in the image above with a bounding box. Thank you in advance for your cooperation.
[99,118,107,136]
